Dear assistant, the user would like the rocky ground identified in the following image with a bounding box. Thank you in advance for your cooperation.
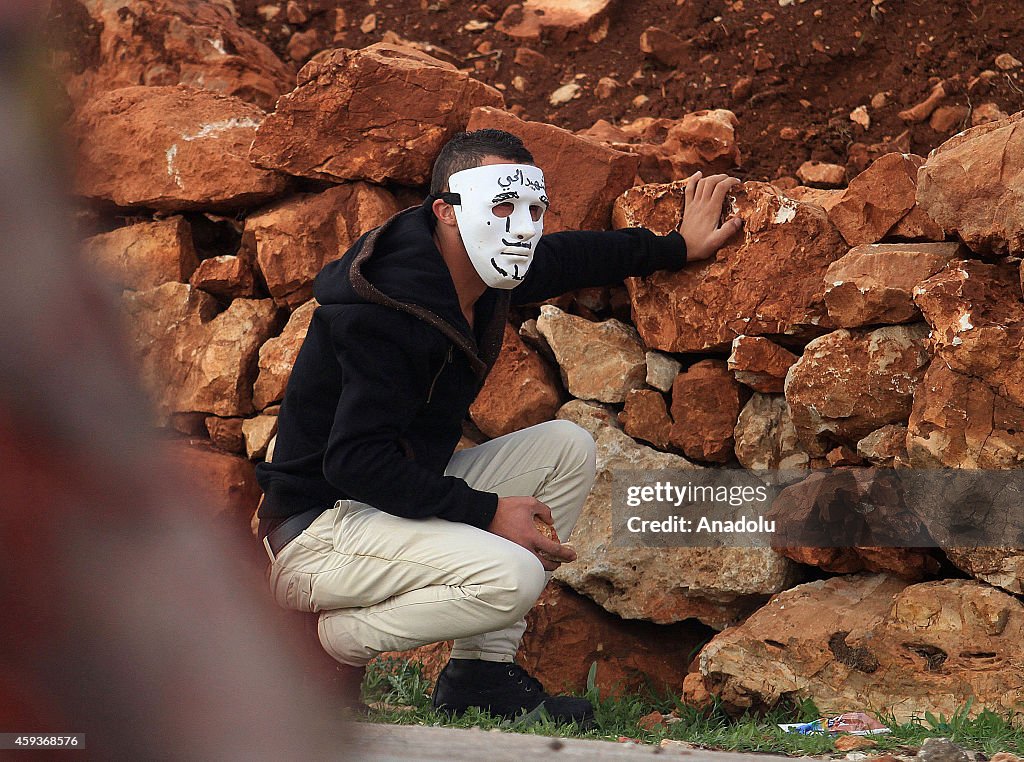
[46,0,1024,731]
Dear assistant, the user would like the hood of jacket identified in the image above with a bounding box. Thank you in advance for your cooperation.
[313,201,509,379]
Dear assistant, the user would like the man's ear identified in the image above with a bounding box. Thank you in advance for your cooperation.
[431,197,458,227]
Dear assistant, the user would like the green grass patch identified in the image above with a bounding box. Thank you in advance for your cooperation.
[361,657,1024,756]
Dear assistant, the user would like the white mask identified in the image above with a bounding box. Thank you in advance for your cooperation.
[444,163,548,289]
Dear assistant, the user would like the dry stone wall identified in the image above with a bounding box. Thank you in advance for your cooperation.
[60,3,1024,716]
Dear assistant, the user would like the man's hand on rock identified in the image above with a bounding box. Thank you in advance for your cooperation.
[678,171,744,263]
[488,496,576,571]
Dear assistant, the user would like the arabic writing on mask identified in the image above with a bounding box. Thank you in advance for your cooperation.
[497,168,545,192]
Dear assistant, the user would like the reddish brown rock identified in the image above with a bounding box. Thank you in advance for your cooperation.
[470,325,562,438]
[623,182,848,352]
[253,299,317,411]
[917,111,1024,254]
[856,424,910,467]
[250,44,504,186]
[242,183,400,309]
[669,360,748,463]
[908,363,1024,469]
[52,0,294,112]
[823,242,960,327]
[554,427,796,630]
[495,0,613,42]
[516,583,705,698]
[640,26,689,68]
[887,203,944,240]
[166,437,263,518]
[796,161,846,187]
[784,324,931,456]
[827,153,924,246]
[69,86,288,212]
[734,394,810,471]
[190,254,257,299]
[205,416,246,454]
[581,110,741,184]
[783,186,844,213]
[698,576,1024,722]
[898,80,948,123]
[619,389,672,450]
[536,305,646,404]
[727,336,798,393]
[81,216,199,290]
[913,260,1024,410]
[121,283,280,419]
[930,105,970,133]
[468,106,639,232]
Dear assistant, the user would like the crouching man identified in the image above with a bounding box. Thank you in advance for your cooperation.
[255,129,742,726]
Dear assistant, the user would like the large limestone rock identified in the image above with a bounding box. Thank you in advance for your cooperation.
[581,110,741,183]
[190,253,257,299]
[823,243,960,328]
[734,395,810,470]
[467,106,640,232]
[121,283,279,418]
[166,437,263,518]
[826,153,926,246]
[622,182,848,352]
[908,363,1024,469]
[253,299,317,410]
[727,335,798,393]
[495,0,613,41]
[536,305,646,404]
[69,86,288,212]
[913,260,1024,410]
[697,575,1024,722]
[554,426,797,630]
[250,44,504,186]
[242,183,400,309]
[785,324,931,456]
[81,216,199,290]
[52,0,294,112]
[470,325,562,438]
[917,110,1024,254]
[668,360,748,464]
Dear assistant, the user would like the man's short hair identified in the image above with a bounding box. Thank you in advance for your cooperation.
[429,129,535,196]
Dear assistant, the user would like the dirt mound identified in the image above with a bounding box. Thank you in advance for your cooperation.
[236,0,1024,182]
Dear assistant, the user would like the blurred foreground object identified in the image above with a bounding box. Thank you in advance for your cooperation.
[0,4,347,757]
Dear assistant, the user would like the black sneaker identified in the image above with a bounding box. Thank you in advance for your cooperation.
[431,658,595,728]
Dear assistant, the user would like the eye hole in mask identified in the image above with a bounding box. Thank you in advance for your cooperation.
[491,202,546,222]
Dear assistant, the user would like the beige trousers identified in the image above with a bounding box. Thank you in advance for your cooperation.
[266,420,597,667]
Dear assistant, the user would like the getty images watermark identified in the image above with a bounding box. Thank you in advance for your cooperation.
[612,468,1024,549]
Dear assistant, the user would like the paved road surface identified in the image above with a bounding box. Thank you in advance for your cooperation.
[350,722,804,761]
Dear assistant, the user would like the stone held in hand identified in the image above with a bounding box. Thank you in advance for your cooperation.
[533,515,569,564]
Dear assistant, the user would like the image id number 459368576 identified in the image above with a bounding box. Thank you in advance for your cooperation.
[1,733,85,749]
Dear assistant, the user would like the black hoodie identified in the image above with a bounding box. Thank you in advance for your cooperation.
[255,201,687,530]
